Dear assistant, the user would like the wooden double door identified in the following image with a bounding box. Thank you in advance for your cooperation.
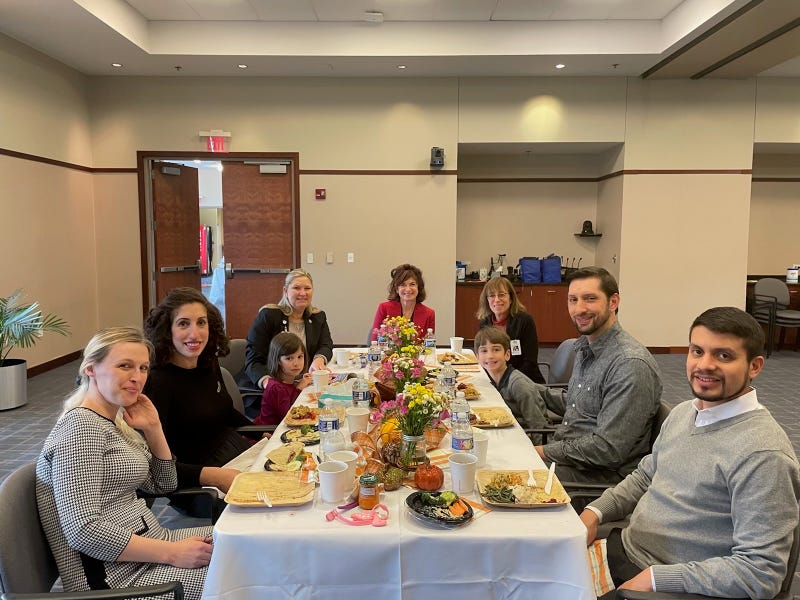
[148,156,299,338]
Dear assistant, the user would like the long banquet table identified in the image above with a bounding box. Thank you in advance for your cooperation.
[202,350,595,600]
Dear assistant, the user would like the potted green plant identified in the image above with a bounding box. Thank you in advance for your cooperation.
[0,289,69,410]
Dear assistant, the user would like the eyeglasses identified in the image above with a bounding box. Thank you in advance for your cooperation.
[487,293,509,300]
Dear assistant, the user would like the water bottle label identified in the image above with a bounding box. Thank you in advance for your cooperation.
[319,417,339,433]
[424,339,435,348]
[452,437,474,451]
[368,351,381,362]
[359,354,367,368]
[443,376,456,387]
[353,391,370,405]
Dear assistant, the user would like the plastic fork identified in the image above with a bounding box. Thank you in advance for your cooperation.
[256,491,272,507]
[527,468,536,488]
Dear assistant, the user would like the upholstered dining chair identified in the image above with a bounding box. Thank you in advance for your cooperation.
[0,463,185,600]
[538,337,577,387]
[751,278,800,357]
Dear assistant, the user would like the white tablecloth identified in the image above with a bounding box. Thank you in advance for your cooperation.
[203,350,595,600]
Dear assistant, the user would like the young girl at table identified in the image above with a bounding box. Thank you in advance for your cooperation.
[253,332,314,426]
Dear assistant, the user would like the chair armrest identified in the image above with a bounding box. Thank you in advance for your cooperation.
[543,383,569,390]
[615,591,729,600]
[1,580,184,600]
[138,487,221,524]
[237,424,277,440]
[523,428,556,444]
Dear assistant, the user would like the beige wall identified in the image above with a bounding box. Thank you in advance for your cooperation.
[456,181,597,273]
[0,157,97,364]
[749,181,800,274]
[619,174,752,346]
[4,31,800,363]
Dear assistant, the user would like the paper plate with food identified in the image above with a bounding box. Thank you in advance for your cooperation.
[284,405,318,426]
[280,425,320,446]
[476,470,570,508]
[437,351,478,366]
[455,382,480,400]
[225,471,315,507]
[405,490,474,528]
[470,406,514,428]
[264,441,316,472]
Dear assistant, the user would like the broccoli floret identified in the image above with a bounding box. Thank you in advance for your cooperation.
[421,491,458,507]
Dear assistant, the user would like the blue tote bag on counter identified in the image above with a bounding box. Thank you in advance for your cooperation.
[542,254,562,283]
[518,257,542,283]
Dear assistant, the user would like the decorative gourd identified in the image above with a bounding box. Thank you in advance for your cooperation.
[381,439,402,466]
[414,462,444,491]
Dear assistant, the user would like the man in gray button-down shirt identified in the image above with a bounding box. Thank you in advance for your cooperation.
[533,267,662,484]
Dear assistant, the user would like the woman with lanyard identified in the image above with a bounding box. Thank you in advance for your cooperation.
[242,268,333,390]
[476,276,545,383]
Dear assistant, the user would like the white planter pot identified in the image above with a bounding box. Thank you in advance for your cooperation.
[0,359,27,410]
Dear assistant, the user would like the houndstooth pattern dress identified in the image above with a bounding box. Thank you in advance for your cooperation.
[36,407,211,599]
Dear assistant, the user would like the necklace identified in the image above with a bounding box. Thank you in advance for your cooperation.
[289,320,304,333]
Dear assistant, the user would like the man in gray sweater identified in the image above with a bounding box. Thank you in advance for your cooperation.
[582,307,800,598]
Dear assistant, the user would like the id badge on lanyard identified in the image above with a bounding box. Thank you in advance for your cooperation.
[510,339,522,356]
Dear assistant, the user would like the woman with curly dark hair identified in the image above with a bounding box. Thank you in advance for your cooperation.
[143,287,251,499]
[370,263,435,341]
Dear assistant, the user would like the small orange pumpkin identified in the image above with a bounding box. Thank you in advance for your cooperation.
[414,462,444,491]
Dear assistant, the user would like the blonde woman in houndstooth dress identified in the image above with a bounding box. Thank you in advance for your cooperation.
[36,327,212,599]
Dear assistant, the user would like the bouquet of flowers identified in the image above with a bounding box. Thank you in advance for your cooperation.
[375,352,426,393]
[373,315,422,356]
[379,382,447,437]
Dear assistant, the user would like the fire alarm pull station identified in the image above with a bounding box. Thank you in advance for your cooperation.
[315,189,326,200]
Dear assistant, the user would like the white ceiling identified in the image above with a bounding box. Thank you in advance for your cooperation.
[0,0,798,78]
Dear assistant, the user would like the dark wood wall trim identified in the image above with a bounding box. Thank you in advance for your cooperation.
[648,346,690,355]
[460,169,752,183]
[752,177,800,182]
[0,147,135,173]
[27,350,82,378]
[300,169,457,175]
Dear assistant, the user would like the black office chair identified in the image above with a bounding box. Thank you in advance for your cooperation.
[751,278,800,357]
[218,339,263,418]
[614,511,800,599]
[0,463,185,600]
[538,338,577,387]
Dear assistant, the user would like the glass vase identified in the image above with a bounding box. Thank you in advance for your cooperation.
[400,433,427,471]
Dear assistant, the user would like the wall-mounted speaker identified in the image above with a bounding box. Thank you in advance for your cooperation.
[430,147,445,168]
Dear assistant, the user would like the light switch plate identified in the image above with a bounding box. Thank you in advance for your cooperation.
[347,252,354,263]
[306,253,314,264]
[326,251,334,264]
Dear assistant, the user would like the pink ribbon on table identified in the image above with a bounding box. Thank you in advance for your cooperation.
[325,503,389,527]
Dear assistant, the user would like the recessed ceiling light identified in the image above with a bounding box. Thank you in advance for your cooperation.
[111,63,123,68]
[238,64,248,69]
[397,65,407,70]
[555,64,566,69]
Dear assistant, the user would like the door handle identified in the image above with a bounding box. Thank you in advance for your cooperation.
[159,265,200,273]
[224,265,291,279]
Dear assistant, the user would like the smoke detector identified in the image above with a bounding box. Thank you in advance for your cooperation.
[363,10,384,23]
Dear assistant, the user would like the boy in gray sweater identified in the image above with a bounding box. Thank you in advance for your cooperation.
[475,327,550,442]
[582,307,800,598]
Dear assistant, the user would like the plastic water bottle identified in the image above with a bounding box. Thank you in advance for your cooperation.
[441,361,457,393]
[377,333,389,354]
[451,391,474,453]
[352,375,371,409]
[423,328,437,366]
[367,340,382,378]
[319,400,346,460]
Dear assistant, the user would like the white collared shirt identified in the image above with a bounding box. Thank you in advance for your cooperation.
[692,388,763,427]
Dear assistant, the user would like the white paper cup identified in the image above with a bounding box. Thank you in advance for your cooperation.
[450,337,464,353]
[448,453,478,495]
[328,450,358,483]
[345,407,370,434]
[473,429,489,468]
[318,460,348,503]
[312,370,330,394]
[334,348,350,367]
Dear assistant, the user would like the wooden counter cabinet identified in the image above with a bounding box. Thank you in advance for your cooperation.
[455,282,575,345]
